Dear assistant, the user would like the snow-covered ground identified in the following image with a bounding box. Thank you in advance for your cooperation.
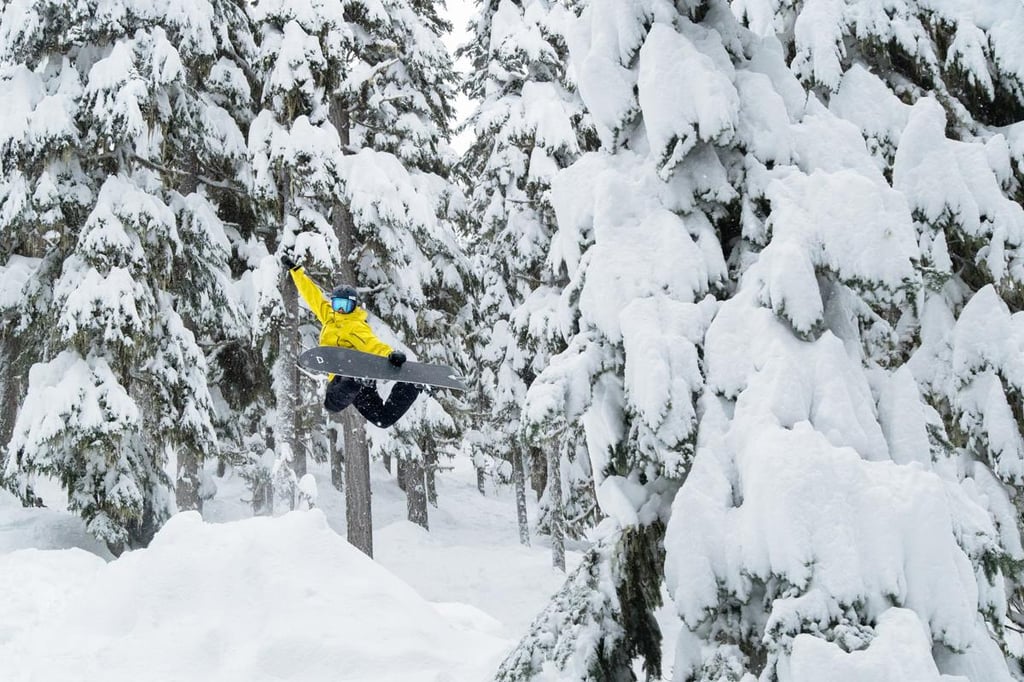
[0,455,589,681]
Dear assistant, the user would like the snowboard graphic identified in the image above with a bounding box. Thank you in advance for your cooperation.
[298,346,469,391]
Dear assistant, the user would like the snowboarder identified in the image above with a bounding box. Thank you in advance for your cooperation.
[282,255,421,428]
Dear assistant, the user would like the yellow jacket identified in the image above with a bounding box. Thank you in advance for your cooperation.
[290,268,392,358]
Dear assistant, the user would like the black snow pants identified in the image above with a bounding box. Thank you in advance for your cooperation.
[324,377,421,428]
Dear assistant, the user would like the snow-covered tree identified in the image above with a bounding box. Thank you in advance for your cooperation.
[0,0,252,552]
[339,0,471,532]
[248,0,469,544]
[498,0,1024,679]
[459,0,597,552]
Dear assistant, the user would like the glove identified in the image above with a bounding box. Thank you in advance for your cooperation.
[388,350,406,367]
[281,254,298,271]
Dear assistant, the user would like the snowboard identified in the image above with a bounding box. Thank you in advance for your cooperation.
[297,346,469,391]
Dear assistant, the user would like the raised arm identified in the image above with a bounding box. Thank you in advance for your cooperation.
[289,266,331,324]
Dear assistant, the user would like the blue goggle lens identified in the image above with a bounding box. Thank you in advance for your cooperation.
[332,297,355,313]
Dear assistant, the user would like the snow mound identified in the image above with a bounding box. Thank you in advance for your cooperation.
[0,510,509,681]
[0,491,111,557]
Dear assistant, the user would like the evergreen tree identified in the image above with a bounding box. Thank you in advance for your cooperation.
[460,0,597,551]
[0,0,253,552]
[500,0,732,673]
[665,0,1024,678]
[498,0,1024,679]
[350,0,471,532]
[248,0,469,543]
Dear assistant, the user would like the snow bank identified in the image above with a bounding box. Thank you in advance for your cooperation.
[0,490,111,557]
[783,608,968,682]
[0,510,508,681]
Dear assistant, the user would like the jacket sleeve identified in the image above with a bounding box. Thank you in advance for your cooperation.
[350,320,393,357]
[289,267,331,324]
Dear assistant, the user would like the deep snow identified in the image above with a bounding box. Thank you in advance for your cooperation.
[0,454,588,681]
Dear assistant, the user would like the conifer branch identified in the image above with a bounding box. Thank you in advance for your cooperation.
[126,154,247,197]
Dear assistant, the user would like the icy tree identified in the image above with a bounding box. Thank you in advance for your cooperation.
[459,0,596,549]
[249,0,468,544]
[0,0,252,551]
[497,0,1024,679]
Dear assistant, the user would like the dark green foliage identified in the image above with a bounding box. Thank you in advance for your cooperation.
[495,522,666,681]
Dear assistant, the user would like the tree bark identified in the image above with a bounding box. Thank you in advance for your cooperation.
[425,449,438,507]
[406,457,429,530]
[276,236,302,497]
[396,457,408,492]
[548,444,565,572]
[175,449,202,512]
[514,445,531,546]
[330,100,373,557]
[0,331,25,465]
[254,428,275,516]
[292,356,306,479]
[173,157,205,512]
[329,420,344,492]
[530,447,547,500]
[342,408,373,557]
[283,250,305,479]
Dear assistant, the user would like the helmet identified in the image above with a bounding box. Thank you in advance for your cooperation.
[330,285,359,314]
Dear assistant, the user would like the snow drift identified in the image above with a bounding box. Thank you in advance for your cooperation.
[0,509,509,681]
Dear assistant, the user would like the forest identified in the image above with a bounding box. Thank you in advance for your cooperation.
[2,0,1024,679]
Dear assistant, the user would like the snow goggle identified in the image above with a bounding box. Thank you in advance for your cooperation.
[331,296,356,314]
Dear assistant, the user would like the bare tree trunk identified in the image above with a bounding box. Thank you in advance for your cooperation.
[406,457,429,529]
[396,457,408,492]
[548,444,565,572]
[425,449,438,507]
[383,454,392,474]
[282,233,305,479]
[514,445,531,546]
[476,463,486,495]
[174,161,204,512]
[330,101,373,557]
[0,332,25,464]
[329,420,343,492]
[292,362,306,479]
[254,427,275,516]
[342,409,372,556]
[277,242,302,489]
[530,447,546,500]
[176,449,202,512]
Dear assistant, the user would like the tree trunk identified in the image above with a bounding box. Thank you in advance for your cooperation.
[425,449,438,507]
[330,100,373,557]
[173,159,207,512]
[0,331,25,464]
[342,409,372,556]
[254,427,275,516]
[292,364,306,479]
[176,448,202,512]
[276,241,302,494]
[513,445,531,546]
[396,457,408,492]
[285,268,305,479]
[530,447,546,500]
[476,463,486,496]
[548,444,565,571]
[406,457,429,529]
[329,420,344,492]
[383,454,392,474]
